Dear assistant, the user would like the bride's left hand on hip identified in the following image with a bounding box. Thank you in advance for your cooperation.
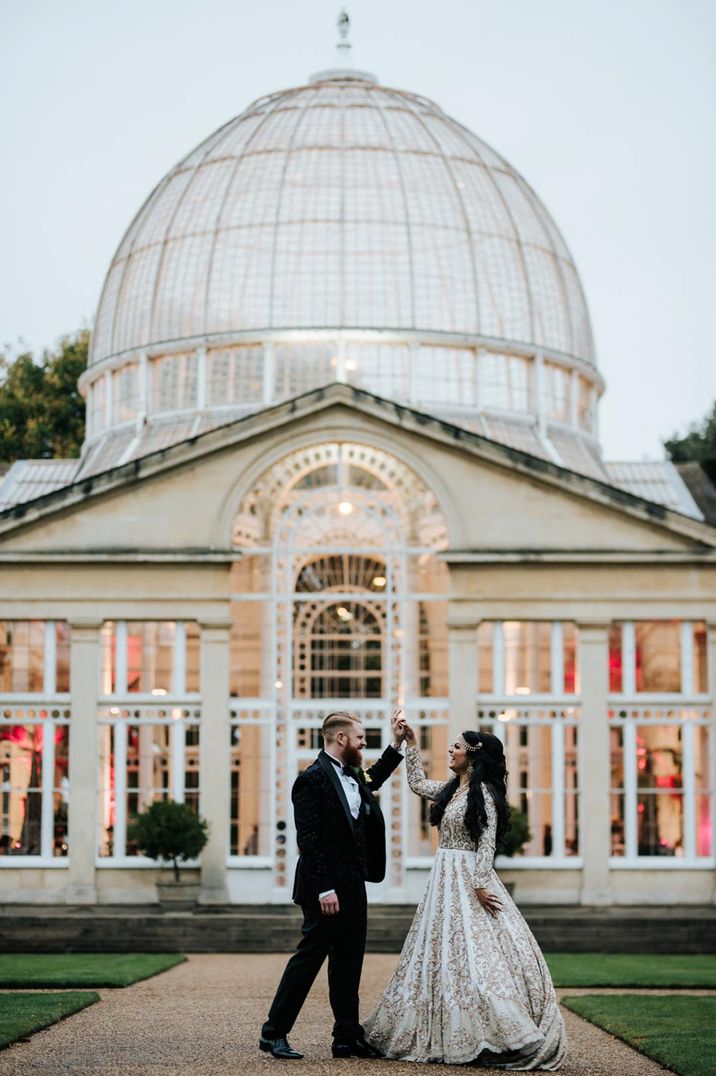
[475,887,502,917]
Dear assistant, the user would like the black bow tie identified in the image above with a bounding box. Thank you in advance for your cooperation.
[341,765,355,779]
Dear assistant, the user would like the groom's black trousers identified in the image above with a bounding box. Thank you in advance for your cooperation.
[263,885,367,1043]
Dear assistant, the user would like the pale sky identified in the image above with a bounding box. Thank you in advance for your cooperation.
[2,0,714,460]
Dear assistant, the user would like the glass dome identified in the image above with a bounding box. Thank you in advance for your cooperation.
[79,70,605,480]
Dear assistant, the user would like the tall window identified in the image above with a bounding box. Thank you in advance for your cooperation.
[542,362,571,423]
[207,346,263,406]
[229,703,272,859]
[295,601,383,699]
[413,347,476,407]
[609,621,711,862]
[100,621,200,696]
[0,621,70,695]
[476,621,580,860]
[0,708,70,858]
[480,352,531,412]
[112,365,139,423]
[98,621,201,862]
[98,704,200,860]
[150,352,198,413]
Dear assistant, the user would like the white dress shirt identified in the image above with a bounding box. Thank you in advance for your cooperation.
[319,751,361,900]
[326,751,361,819]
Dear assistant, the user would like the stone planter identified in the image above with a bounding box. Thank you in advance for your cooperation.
[156,877,200,910]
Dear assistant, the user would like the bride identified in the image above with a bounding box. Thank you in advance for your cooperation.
[364,724,566,1069]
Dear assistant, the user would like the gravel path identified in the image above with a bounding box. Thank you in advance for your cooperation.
[0,954,672,1075]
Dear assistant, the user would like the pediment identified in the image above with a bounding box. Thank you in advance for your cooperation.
[0,385,714,558]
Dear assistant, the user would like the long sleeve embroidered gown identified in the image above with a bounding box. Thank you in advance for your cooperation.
[364,745,566,1069]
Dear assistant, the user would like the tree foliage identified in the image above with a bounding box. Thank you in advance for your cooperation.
[129,800,209,882]
[664,402,716,467]
[0,330,88,463]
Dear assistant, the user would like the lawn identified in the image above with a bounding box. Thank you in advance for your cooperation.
[545,952,716,988]
[562,994,716,1076]
[0,953,186,988]
[0,992,99,1050]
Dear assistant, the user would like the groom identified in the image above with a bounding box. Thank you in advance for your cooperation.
[260,710,407,1061]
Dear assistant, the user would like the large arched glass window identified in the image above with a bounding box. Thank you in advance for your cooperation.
[229,441,450,891]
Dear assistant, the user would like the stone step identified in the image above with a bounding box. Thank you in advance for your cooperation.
[2,905,715,953]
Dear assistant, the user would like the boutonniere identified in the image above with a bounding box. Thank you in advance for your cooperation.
[351,766,372,786]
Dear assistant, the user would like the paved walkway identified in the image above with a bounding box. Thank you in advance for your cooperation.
[0,955,671,1075]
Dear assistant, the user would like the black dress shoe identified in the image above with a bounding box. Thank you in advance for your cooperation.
[259,1035,304,1060]
[332,1037,383,1059]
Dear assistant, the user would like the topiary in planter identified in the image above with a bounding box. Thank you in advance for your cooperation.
[498,806,532,858]
[129,799,209,882]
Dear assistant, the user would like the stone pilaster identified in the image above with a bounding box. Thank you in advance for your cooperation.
[708,623,716,906]
[447,619,478,742]
[198,618,232,904]
[577,621,611,905]
[66,618,102,904]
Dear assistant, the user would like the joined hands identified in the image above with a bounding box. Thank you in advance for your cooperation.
[392,709,417,748]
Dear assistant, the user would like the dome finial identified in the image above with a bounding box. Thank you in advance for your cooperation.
[310,7,376,83]
[336,8,352,66]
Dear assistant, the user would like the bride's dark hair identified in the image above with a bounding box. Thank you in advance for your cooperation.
[429,730,510,846]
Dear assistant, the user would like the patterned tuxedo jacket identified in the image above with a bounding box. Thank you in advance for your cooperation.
[291,746,404,906]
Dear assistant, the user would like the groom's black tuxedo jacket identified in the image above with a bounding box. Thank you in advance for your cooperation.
[291,747,404,906]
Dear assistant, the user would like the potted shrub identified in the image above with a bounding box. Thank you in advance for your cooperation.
[499,807,531,858]
[130,799,209,909]
[497,807,532,897]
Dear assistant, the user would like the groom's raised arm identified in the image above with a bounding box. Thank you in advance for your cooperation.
[292,773,333,896]
[364,744,404,791]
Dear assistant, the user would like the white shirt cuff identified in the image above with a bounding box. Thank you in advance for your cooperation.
[318,889,336,899]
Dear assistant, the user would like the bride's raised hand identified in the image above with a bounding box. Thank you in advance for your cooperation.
[476,887,503,918]
[401,720,417,747]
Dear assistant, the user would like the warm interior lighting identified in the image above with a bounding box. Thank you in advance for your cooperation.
[514,686,531,695]
[372,575,386,588]
[338,500,353,515]
[497,712,511,722]
[345,358,357,371]
[151,688,168,696]
[274,679,283,689]
[330,356,338,368]
[336,606,353,621]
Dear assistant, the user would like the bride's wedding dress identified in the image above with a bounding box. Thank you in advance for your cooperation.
[364,745,566,1069]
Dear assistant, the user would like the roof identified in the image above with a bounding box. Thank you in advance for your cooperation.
[90,77,595,372]
[604,460,703,521]
[0,459,81,510]
[0,384,714,553]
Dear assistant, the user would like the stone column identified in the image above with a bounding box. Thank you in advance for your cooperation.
[198,618,232,904]
[708,623,716,906]
[577,621,611,905]
[66,618,102,904]
[448,619,478,743]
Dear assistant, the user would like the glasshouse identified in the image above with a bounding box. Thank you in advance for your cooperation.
[0,53,714,908]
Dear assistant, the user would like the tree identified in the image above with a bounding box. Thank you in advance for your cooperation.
[0,330,88,462]
[129,799,209,882]
[664,402,716,467]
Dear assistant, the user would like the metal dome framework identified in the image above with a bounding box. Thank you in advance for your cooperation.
[80,71,605,480]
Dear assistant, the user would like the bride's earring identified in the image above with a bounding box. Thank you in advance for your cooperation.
[467,762,474,777]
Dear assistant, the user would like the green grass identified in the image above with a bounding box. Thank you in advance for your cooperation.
[562,994,716,1076]
[545,953,716,988]
[0,954,186,988]
[0,991,99,1049]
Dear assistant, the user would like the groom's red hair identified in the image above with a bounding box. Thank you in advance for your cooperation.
[322,711,362,742]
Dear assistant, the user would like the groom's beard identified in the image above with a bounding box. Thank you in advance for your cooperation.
[344,744,363,768]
